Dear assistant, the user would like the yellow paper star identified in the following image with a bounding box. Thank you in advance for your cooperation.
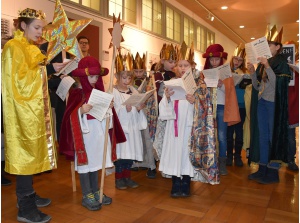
[108,13,125,50]
[42,0,92,62]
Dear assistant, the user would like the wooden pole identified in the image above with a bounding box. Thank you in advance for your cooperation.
[99,45,117,203]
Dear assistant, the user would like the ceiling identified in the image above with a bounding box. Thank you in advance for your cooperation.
[175,0,299,45]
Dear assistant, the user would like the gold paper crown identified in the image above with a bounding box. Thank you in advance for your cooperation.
[18,8,46,20]
[233,43,246,58]
[115,53,133,73]
[160,43,178,61]
[177,41,194,62]
[265,25,283,44]
[133,52,146,70]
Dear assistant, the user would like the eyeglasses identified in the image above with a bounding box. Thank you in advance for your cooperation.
[79,41,89,45]
[233,57,243,62]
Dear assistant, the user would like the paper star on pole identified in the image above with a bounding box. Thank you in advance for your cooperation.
[42,0,92,62]
[108,13,124,50]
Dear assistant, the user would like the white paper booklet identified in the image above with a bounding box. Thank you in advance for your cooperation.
[56,76,75,101]
[54,57,80,76]
[163,68,197,101]
[202,64,232,87]
[122,89,155,107]
[245,36,272,64]
[87,89,114,121]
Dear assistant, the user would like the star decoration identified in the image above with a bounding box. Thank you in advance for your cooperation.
[42,0,92,62]
[108,13,125,50]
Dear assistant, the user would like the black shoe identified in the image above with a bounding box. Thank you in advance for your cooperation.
[226,158,233,166]
[234,157,244,167]
[17,195,51,208]
[146,168,156,179]
[17,209,51,223]
[1,175,12,186]
[288,162,299,171]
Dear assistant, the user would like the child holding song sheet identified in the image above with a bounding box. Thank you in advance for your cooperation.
[59,56,114,211]
[113,53,147,190]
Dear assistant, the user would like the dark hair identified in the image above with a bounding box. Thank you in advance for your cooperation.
[268,41,283,55]
[78,36,89,43]
[18,17,35,31]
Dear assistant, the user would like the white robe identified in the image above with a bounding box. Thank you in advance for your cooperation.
[158,95,195,177]
[75,110,114,174]
[113,88,147,161]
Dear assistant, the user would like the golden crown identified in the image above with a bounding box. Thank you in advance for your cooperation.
[233,43,246,58]
[177,41,194,62]
[133,52,146,70]
[18,8,46,20]
[265,25,283,44]
[115,53,133,73]
[160,43,178,61]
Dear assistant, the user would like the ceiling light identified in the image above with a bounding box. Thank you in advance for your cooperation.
[239,25,245,28]
[221,6,228,10]
[211,16,214,21]
[206,13,214,22]
[297,20,299,22]
[251,37,255,40]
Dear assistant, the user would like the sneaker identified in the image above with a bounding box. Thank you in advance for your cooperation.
[1,175,12,186]
[146,168,156,179]
[288,162,299,171]
[35,195,51,208]
[82,193,101,211]
[17,194,51,208]
[124,178,139,188]
[17,209,51,223]
[94,191,112,205]
[115,179,127,190]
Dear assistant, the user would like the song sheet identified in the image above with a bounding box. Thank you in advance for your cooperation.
[202,64,231,87]
[54,57,80,76]
[87,89,114,121]
[56,76,75,101]
[245,36,272,64]
[163,68,197,101]
[122,89,155,107]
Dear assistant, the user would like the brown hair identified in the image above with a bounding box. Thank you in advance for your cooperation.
[115,71,133,85]
[17,17,35,31]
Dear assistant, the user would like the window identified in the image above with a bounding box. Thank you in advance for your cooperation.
[207,30,215,47]
[142,0,162,35]
[65,0,100,11]
[196,25,206,52]
[183,16,194,46]
[166,6,181,42]
[109,0,136,24]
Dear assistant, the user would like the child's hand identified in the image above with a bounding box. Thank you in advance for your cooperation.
[80,103,93,114]
[60,74,68,79]
[247,62,255,74]
[165,86,174,101]
[257,57,270,69]
[217,79,223,88]
[136,103,146,111]
[186,94,195,104]
[126,105,132,112]
[109,100,114,109]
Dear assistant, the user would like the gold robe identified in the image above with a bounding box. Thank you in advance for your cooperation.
[1,30,57,175]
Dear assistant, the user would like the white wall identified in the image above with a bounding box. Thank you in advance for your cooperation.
[1,0,237,88]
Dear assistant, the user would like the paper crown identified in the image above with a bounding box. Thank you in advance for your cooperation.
[265,25,283,44]
[160,43,178,60]
[233,43,246,58]
[115,53,133,73]
[202,44,228,59]
[18,8,46,21]
[177,41,194,62]
[72,56,109,77]
[133,52,146,70]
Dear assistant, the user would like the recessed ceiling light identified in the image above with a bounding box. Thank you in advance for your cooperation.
[297,20,299,22]
[251,37,255,40]
[221,6,228,10]
[239,25,245,28]
[297,34,299,36]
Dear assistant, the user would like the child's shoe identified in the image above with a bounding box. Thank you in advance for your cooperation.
[115,179,127,190]
[146,168,157,179]
[82,193,102,211]
[94,191,112,205]
[124,178,139,188]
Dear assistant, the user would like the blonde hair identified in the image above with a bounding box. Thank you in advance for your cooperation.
[115,71,133,85]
